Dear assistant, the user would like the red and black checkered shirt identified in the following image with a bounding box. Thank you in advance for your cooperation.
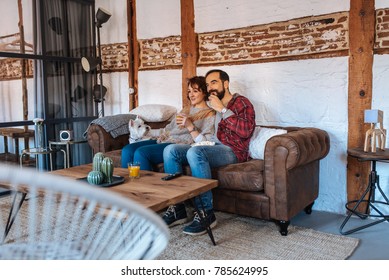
[217,94,256,162]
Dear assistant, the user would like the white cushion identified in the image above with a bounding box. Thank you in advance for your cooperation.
[249,127,287,160]
[129,104,177,122]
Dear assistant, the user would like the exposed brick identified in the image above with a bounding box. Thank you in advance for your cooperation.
[241,29,268,36]
[283,41,312,49]
[338,16,348,23]
[255,33,280,39]
[269,25,286,31]
[139,36,182,69]
[317,24,346,32]
[251,51,279,58]
[377,31,389,38]
[252,45,282,52]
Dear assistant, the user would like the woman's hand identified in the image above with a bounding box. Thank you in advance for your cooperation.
[177,113,196,134]
[176,113,189,128]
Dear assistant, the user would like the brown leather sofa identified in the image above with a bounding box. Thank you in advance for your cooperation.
[87,118,330,236]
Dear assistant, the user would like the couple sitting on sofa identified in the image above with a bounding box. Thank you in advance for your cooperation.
[121,69,256,236]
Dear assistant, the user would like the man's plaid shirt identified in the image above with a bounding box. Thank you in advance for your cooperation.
[217,94,256,162]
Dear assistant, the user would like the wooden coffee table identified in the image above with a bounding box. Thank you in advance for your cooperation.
[51,164,218,211]
[51,164,219,244]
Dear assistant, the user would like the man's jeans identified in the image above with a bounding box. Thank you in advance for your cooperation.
[163,143,238,211]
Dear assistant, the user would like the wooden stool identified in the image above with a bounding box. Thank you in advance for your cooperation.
[0,128,35,160]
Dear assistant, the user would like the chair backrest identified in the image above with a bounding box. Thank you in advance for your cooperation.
[0,164,169,260]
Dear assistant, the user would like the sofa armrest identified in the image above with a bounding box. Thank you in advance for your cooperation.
[87,124,129,154]
[264,127,330,220]
[265,127,330,170]
[86,119,172,155]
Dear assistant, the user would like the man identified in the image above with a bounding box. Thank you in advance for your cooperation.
[162,69,256,235]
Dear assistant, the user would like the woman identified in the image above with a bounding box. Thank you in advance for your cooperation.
[121,76,215,170]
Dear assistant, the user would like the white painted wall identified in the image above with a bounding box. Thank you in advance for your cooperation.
[136,0,181,39]
[198,58,349,213]
[372,55,389,216]
[194,0,350,33]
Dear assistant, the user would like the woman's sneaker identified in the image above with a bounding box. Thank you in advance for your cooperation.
[183,210,217,236]
[162,203,188,227]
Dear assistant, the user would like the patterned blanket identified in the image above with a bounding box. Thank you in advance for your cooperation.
[83,114,137,139]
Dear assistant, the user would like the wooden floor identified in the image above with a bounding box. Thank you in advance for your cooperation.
[291,210,389,260]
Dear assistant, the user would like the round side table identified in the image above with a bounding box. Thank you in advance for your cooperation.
[340,147,389,235]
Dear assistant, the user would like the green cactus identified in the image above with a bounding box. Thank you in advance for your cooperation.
[101,157,114,183]
[93,152,105,172]
[87,170,104,185]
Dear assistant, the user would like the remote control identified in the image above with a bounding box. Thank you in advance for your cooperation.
[161,173,182,181]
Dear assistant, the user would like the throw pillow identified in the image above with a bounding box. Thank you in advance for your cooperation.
[249,127,287,160]
[129,104,177,122]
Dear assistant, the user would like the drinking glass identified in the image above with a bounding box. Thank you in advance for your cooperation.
[128,162,140,179]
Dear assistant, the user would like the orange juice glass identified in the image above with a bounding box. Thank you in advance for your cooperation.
[128,162,140,179]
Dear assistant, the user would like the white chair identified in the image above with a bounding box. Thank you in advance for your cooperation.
[0,164,169,260]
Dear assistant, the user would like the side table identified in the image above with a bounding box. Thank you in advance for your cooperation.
[48,139,87,168]
[340,147,389,235]
[20,148,66,171]
[0,128,35,161]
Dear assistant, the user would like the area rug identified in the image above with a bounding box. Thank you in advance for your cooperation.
[157,212,359,260]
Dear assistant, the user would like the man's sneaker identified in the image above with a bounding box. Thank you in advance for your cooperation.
[183,210,217,236]
[162,203,188,227]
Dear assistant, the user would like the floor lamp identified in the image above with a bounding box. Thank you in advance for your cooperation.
[81,7,111,117]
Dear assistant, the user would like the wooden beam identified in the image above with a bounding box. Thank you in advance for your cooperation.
[128,0,138,109]
[18,0,28,131]
[347,0,375,210]
[180,0,197,107]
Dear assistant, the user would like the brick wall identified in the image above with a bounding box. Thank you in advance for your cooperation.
[0,58,33,81]
[375,9,389,49]
[138,36,182,70]
[101,42,129,72]
[198,12,348,65]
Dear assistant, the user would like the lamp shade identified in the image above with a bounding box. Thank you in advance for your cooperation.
[48,17,63,35]
[96,7,112,28]
[364,109,383,123]
[93,84,107,101]
[71,85,87,102]
[81,57,101,72]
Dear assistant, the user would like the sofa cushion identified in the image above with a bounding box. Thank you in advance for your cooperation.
[249,126,287,160]
[212,160,264,192]
[129,104,177,122]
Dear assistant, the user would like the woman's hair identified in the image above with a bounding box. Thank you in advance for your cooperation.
[187,76,208,100]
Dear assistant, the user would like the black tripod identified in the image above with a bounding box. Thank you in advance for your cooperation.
[340,159,389,235]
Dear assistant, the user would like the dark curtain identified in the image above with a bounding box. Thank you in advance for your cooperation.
[34,0,95,168]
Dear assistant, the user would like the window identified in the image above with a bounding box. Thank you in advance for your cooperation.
[0,0,96,167]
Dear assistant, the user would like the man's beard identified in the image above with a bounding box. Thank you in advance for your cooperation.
[209,87,225,100]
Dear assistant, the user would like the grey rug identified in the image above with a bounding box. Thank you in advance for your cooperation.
[157,212,359,260]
